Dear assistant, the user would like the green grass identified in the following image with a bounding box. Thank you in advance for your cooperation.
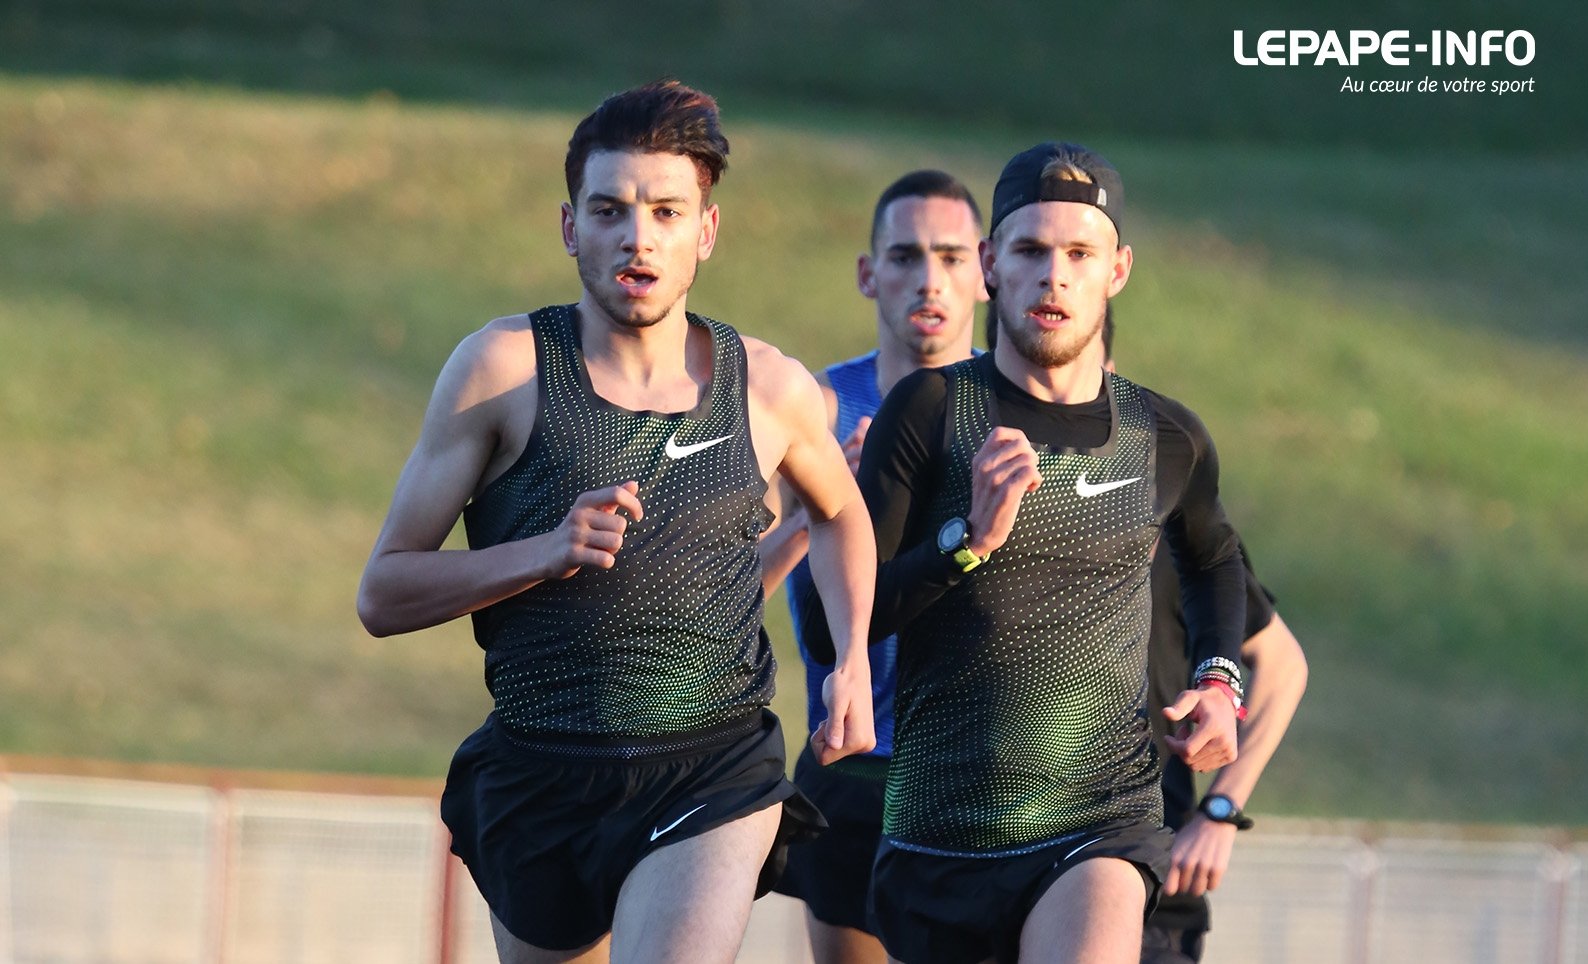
[1,75,1584,824]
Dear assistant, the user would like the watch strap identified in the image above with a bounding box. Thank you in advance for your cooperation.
[1200,794,1255,831]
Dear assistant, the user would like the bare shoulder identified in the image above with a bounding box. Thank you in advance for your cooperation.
[741,334,823,411]
[437,313,539,414]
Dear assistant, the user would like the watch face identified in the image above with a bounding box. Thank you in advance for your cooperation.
[1204,796,1234,820]
[938,517,968,553]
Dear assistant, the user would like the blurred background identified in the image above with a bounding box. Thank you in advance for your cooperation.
[1,0,1585,958]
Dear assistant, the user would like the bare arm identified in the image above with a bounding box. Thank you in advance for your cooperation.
[1164,612,1309,896]
[759,380,848,600]
[1208,612,1308,804]
[749,343,877,762]
[758,477,812,598]
[356,322,642,637]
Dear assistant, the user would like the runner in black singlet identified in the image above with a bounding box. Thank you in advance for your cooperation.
[357,81,879,963]
[800,142,1247,964]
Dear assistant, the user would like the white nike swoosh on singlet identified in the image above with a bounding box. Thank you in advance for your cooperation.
[664,433,734,459]
[650,803,708,842]
[1074,472,1142,498]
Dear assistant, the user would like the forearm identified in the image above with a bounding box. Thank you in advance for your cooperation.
[1206,614,1308,805]
[357,535,555,637]
[871,539,964,640]
[758,506,811,598]
[805,498,876,669]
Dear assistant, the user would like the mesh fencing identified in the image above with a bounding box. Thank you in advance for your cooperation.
[1,769,1581,963]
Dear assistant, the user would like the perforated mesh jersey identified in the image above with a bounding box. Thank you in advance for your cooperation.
[463,305,775,743]
[886,358,1163,855]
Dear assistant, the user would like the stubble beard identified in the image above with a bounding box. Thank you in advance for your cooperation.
[576,253,696,330]
[998,298,1105,368]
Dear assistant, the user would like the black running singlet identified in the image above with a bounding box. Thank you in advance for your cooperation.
[885,357,1163,854]
[463,305,774,742]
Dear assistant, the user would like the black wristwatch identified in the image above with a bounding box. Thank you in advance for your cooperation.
[936,517,987,573]
[1199,794,1254,830]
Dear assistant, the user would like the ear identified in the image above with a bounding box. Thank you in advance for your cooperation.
[1107,243,1133,298]
[696,203,720,261]
[857,252,877,299]
[979,237,997,292]
[561,202,578,257]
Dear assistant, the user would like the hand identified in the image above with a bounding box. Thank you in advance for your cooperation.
[542,481,644,579]
[966,427,1041,557]
[811,662,876,765]
[1163,686,1238,772]
[840,416,872,476]
[1162,814,1237,896]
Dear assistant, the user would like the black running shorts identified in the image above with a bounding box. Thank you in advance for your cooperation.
[440,709,824,950]
[1141,891,1211,963]
[771,745,888,932]
[870,818,1173,964]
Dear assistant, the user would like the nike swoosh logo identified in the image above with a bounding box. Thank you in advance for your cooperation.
[1075,472,1142,498]
[1061,834,1107,862]
[650,803,708,842]
[664,433,733,459]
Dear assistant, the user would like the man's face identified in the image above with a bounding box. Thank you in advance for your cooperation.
[859,195,987,361]
[562,150,718,328]
[982,201,1131,368]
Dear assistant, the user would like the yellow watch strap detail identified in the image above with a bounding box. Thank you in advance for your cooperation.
[951,547,984,573]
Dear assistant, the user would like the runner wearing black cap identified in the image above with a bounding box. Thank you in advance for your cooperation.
[799,142,1247,963]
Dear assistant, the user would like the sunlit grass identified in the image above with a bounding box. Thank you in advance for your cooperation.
[1,76,1583,822]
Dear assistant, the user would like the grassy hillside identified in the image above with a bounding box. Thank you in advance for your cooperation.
[1,76,1584,823]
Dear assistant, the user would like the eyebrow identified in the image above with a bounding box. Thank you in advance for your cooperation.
[886,242,974,254]
[584,192,691,207]
[1009,235,1097,251]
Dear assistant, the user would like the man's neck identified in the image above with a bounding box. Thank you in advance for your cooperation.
[573,294,712,417]
[575,293,694,387]
[875,334,974,399]
[992,338,1106,404]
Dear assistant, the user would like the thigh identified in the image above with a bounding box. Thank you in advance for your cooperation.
[490,911,611,964]
[807,910,888,964]
[1019,858,1146,964]
[608,802,783,964]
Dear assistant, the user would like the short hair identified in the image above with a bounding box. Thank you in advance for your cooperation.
[869,169,983,250]
[564,80,730,204]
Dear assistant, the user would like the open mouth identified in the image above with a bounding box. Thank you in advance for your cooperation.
[615,266,659,298]
[1028,304,1070,329]
[909,306,948,334]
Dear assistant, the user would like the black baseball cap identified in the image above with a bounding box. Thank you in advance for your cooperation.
[989,142,1124,241]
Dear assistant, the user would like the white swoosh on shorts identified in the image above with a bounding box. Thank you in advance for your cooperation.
[650,803,708,842]
[664,433,734,459]
[1062,834,1107,862]
[1075,472,1142,498]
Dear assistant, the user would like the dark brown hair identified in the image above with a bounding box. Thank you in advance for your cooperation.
[564,80,730,203]
[869,169,982,250]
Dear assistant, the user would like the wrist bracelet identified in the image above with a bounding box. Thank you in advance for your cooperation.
[1198,679,1249,720]
[1194,670,1245,699]
[1193,656,1244,689]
